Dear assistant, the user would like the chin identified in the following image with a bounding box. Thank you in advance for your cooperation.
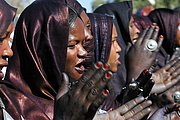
[69,71,83,80]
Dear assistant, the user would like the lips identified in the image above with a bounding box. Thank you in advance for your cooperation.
[75,61,85,74]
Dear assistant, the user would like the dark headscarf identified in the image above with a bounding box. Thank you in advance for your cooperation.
[87,13,112,64]
[148,8,180,55]
[0,0,17,36]
[0,0,71,119]
[94,1,133,96]
[133,14,152,32]
[66,0,84,16]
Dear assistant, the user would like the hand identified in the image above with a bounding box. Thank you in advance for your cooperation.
[54,62,112,120]
[117,70,154,104]
[93,96,152,120]
[148,104,180,120]
[151,57,180,94]
[126,25,163,82]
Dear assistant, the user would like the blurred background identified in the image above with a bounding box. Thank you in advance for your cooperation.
[6,0,180,16]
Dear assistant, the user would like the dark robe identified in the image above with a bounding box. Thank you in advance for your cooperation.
[0,0,69,119]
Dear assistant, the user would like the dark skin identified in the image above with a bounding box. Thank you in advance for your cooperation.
[54,62,112,120]
[151,57,180,94]
[126,25,163,82]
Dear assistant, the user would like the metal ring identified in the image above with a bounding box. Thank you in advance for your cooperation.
[173,91,180,103]
[145,39,158,52]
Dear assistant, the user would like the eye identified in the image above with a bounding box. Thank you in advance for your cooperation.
[67,41,78,49]
[68,45,76,49]
[0,32,11,43]
[86,22,91,31]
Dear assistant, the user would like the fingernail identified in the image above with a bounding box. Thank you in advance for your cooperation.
[105,71,112,79]
[103,63,109,70]
[155,26,159,31]
[159,35,164,39]
[147,100,152,105]
[143,69,150,75]
[136,96,145,102]
[152,23,157,26]
[95,61,103,68]
[103,89,109,96]
[146,25,150,29]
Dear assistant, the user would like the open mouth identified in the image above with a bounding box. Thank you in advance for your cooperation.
[75,62,85,74]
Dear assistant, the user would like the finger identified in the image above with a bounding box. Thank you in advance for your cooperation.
[56,73,69,100]
[88,89,109,109]
[127,107,151,120]
[86,71,112,101]
[136,27,148,45]
[77,62,103,91]
[117,96,145,115]
[164,58,179,70]
[123,100,152,119]
[156,35,164,52]
[82,63,109,91]
[95,71,112,92]
[151,26,159,40]
[167,59,180,73]
[141,26,155,45]
[165,76,180,90]
[172,67,180,78]
[86,90,109,120]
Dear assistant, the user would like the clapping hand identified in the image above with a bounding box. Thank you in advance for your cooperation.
[54,62,113,120]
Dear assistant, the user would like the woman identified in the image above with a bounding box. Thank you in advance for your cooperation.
[148,8,180,68]
[0,0,17,117]
[94,1,132,98]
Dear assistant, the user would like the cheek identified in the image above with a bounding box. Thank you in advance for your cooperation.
[65,49,78,68]
[176,30,180,46]
[108,47,115,65]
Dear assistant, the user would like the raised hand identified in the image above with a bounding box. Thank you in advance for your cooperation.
[54,62,113,120]
[93,96,152,120]
[151,57,180,94]
[126,25,163,82]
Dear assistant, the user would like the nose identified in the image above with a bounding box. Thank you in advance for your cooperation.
[2,40,13,58]
[78,45,87,58]
[135,26,140,35]
[85,28,93,41]
[115,41,121,53]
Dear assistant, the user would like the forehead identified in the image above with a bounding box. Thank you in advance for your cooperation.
[69,17,85,40]
[80,11,89,24]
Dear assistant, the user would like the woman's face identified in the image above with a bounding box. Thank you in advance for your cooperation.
[108,24,121,73]
[65,17,87,80]
[129,16,140,44]
[80,11,93,41]
[176,19,180,46]
[0,22,14,80]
